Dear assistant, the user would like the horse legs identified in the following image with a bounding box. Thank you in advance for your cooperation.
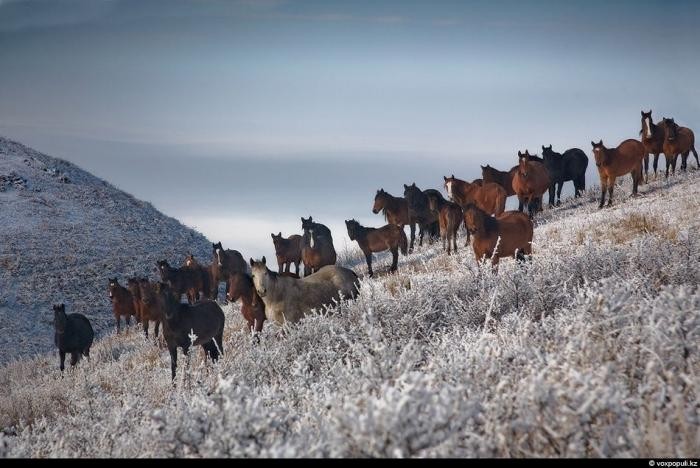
[303,264,312,277]
[441,226,447,253]
[143,318,149,338]
[155,320,160,339]
[169,347,178,381]
[409,223,416,253]
[598,179,607,209]
[606,177,615,207]
[59,351,66,372]
[643,154,649,183]
[390,247,398,272]
[452,224,459,253]
[115,314,121,334]
[681,151,690,172]
[671,154,679,176]
[364,250,374,277]
[556,181,564,205]
[548,183,556,208]
[125,314,131,327]
[653,154,660,178]
[517,197,524,212]
[70,352,79,367]
[665,153,672,178]
[294,261,300,276]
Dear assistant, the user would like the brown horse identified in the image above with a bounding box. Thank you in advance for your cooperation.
[463,204,533,266]
[182,253,211,303]
[443,175,506,215]
[271,232,303,275]
[138,278,163,339]
[512,151,551,218]
[481,164,517,197]
[345,219,407,277]
[153,282,225,381]
[157,259,207,304]
[127,277,144,323]
[108,278,138,333]
[301,216,337,277]
[662,118,698,175]
[226,272,266,338]
[591,139,646,208]
[210,242,248,300]
[372,188,417,252]
[426,191,463,255]
[640,110,666,180]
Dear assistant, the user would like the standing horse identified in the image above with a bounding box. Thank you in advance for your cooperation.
[127,277,143,323]
[640,110,666,180]
[463,204,533,267]
[210,242,248,300]
[108,278,137,333]
[301,216,337,277]
[481,164,517,197]
[271,232,303,275]
[425,191,463,255]
[345,219,407,277]
[591,139,646,208]
[138,278,163,339]
[250,257,358,326]
[53,304,94,372]
[182,254,211,303]
[153,282,225,381]
[372,189,418,252]
[443,175,506,215]
[157,260,207,304]
[512,151,551,218]
[403,183,439,248]
[662,118,698,175]
[541,145,588,205]
[227,272,266,338]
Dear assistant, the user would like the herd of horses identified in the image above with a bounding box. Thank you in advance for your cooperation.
[52,110,697,379]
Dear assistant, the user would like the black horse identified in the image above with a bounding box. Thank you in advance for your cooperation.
[541,145,588,206]
[53,304,94,372]
[403,183,439,247]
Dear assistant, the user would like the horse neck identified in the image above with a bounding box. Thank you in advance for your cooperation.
[238,276,257,306]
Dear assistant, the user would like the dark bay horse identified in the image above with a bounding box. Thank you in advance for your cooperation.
[138,278,163,339]
[463,205,533,267]
[345,219,407,277]
[53,304,94,372]
[108,278,138,333]
[271,232,302,275]
[662,118,698,175]
[512,151,551,218]
[157,259,207,304]
[127,277,144,324]
[210,242,248,300]
[182,254,211,303]
[591,139,645,208]
[154,282,225,381]
[301,216,337,277]
[226,272,266,339]
[403,183,439,248]
[443,175,506,215]
[640,110,666,180]
[425,191,463,255]
[481,164,517,197]
[541,145,588,206]
[372,188,418,252]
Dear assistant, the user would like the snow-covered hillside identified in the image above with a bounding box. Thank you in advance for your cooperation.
[0,137,212,364]
[0,145,698,457]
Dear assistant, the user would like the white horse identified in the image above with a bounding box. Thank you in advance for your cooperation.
[250,257,358,325]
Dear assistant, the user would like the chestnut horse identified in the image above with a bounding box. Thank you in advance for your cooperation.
[226,272,266,338]
[463,204,533,266]
[210,242,248,300]
[512,151,551,218]
[443,175,506,215]
[301,216,337,277]
[481,164,517,197]
[372,188,418,252]
[662,118,698,175]
[345,219,407,277]
[108,278,138,333]
[591,139,645,208]
[426,191,463,255]
[640,110,666,180]
[541,145,588,205]
[271,232,303,275]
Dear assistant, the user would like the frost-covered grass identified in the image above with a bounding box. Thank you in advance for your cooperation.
[1,157,699,457]
[0,137,212,363]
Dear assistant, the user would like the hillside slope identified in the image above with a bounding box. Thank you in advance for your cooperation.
[1,163,699,457]
[0,137,212,364]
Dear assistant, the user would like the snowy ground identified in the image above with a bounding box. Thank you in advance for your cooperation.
[0,142,698,457]
[0,137,212,364]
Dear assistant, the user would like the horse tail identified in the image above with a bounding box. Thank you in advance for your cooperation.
[399,227,408,256]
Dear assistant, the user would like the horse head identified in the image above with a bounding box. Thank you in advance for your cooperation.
[591,140,605,166]
[250,256,272,298]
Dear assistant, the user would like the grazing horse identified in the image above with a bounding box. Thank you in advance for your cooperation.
[301,216,337,277]
[662,118,698,175]
[250,257,358,326]
[462,205,533,266]
[157,260,207,304]
[443,175,506,215]
[345,219,407,277]
[138,278,163,339]
[153,282,225,381]
[512,151,551,218]
[210,242,248,300]
[127,277,144,323]
[271,232,303,275]
[182,254,211,303]
[403,183,439,248]
[639,110,666,180]
[108,278,137,333]
[53,304,94,372]
[372,188,418,252]
[426,191,463,255]
[541,145,588,205]
[591,139,646,208]
[226,272,266,338]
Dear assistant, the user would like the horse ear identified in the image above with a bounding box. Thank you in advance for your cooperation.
[404,184,408,189]
[517,151,522,156]
[451,174,454,179]
[262,256,266,265]
[250,257,254,267]
[598,139,603,145]
[271,232,274,238]
[443,176,447,181]
[591,141,595,147]
[412,182,416,187]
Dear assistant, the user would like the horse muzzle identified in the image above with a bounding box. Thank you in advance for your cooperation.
[372,209,379,214]
[257,289,266,298]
